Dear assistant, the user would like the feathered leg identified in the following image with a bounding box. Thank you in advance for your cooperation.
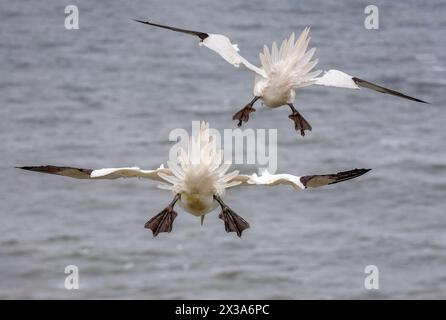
[144,194,181,237]
[288,103,312,137]
[232,96,260,127]
[213,195,249,237]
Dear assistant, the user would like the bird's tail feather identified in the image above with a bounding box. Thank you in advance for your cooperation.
[259,28,321,89]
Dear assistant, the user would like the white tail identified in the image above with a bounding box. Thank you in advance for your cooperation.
[259,28,321,89]
[158,122,241,194]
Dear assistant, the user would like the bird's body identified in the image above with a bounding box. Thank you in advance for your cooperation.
[134,20,427,136]
[201,29,320,119]
[156,122,241,219]
[253,29,320,108]
[180,193,216,216]
[18,122,370,237]
[254,75,294,108]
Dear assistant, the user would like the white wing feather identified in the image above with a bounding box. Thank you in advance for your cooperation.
[313,69,360,89]
[231,168,371,191]
[201,34,267,78]
[18,165,170,181]
[90,165,170,181]
[232,171,305,190]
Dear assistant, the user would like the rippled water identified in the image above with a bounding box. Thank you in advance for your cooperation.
[1,0,445,299]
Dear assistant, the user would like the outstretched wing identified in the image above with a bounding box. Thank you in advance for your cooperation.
[133,19,209,40]
[134,20,267,78]
[16,165,170,181]
[232,168,371,191]
[314,69,428,103]
[259,28,322,90]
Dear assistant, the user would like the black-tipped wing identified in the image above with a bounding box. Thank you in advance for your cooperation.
[17,165,170,181]
[17,165,93,179]
[134,19,267,77]
[233,168,371,190]
[133,20,209,40]
[300,168,371,188]
[352,77,428,103]
[315,69,428,103]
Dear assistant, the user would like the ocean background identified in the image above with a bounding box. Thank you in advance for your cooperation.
[1,0,445,299]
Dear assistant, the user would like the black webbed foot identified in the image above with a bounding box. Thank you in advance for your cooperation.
[214,195,249,237]
[232,96,260,127]
[287,103,312,137]
[219,207,250,237]
[144,194,180,237]
[232,105,256,127]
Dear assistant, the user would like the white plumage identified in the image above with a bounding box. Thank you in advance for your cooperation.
[254,28,321,107]
[134,20,427,136]
[315,69,360,89]
[18,122,370,237]
[200,34,267,78]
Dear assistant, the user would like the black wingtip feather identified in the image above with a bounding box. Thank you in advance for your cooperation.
[16,166,31,170]
[300,168,372,189]
[132,19,209,40]
[327,168,372,185]
[352,77,428,104]
[133,19,148,24]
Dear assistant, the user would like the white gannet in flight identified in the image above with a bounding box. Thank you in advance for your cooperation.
[134,20,428,136]
[17,122,370,237]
